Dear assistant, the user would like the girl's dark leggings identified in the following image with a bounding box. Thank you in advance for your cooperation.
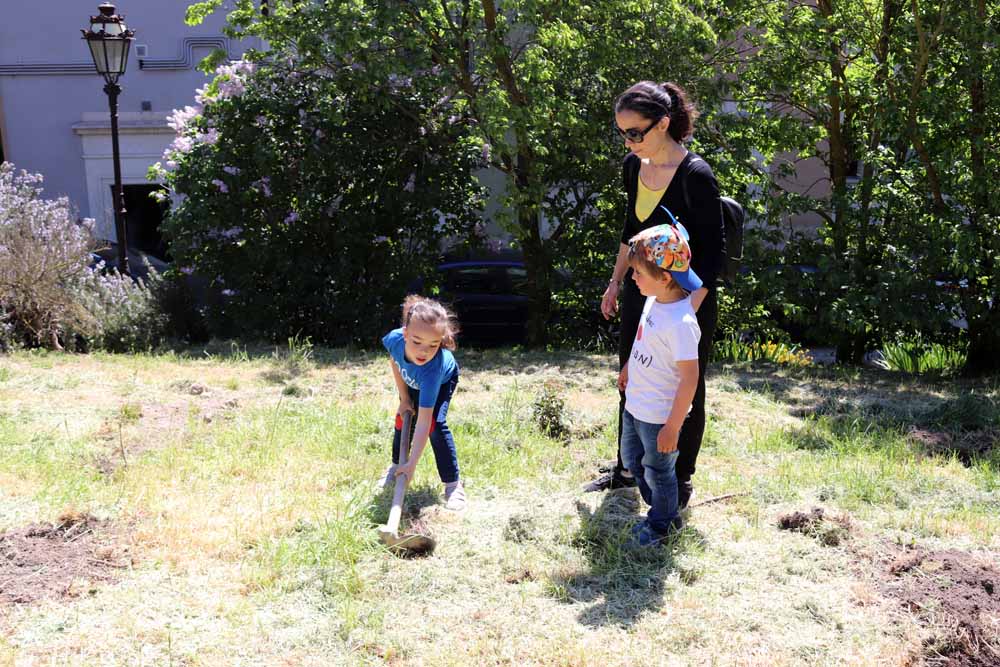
[616,287,717,484]
[392,372,460,484]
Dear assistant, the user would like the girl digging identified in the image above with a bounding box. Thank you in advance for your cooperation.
[379,295,466,511]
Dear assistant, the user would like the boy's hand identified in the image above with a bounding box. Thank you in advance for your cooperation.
[617,365,629,392]
[657,423,680,453]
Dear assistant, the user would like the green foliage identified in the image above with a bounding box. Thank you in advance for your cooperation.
[0,162,168,353]
[193,0,729,346]
[713,334,812,367]
[69,262,171,353]
[532,380,568,439]
[719,0,1000,371]
[880,339,968,376]
[158,48,486,345]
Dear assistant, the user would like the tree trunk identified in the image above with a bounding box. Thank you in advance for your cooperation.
[964,309,1000,376]
[960,0,997,377]
[519,207,551,347]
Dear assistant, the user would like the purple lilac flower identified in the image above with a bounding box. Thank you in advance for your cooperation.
[211,179,229,193]
[223,166,241,176]
[284,211,299,224]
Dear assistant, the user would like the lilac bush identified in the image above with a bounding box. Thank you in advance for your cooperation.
[156,54,486,344]
[0,162,167,352]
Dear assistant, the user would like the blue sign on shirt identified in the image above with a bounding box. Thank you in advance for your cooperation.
[382,328,459,409]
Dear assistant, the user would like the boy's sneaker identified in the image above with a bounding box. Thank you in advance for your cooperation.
[628,518,683,548]
[375,464,398,490]
[582,467,637,492]
[443,480,466,511]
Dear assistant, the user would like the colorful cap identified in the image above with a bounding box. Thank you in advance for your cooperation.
[629,211,703,293]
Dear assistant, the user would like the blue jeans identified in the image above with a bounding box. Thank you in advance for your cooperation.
[392,372,460,484]
[620,409,680,535]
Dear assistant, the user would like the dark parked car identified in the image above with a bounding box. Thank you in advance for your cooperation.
[436,260,530,345]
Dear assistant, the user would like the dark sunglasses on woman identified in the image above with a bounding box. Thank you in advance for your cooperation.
[613,117,661,143]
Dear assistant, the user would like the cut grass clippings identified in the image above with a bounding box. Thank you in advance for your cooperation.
[0,347,996,666]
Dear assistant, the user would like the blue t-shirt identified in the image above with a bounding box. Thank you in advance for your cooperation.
[382,328,459,408]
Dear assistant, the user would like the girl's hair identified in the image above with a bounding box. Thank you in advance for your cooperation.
[401,295,460,350]
[614,81,698,142]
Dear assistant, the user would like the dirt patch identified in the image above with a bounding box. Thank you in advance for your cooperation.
[907,428,999,465]
[779,507,1000,665]
[777,507,852,546]
[876,546,1000,667]
[92,399,240,474]
[0,511,131,606]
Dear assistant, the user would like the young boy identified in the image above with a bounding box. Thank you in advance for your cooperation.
[618,221,702,547]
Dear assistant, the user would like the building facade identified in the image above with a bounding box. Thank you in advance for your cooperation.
[0,2,257,256]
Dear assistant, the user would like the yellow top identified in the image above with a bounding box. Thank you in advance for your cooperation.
[635,173,666,222]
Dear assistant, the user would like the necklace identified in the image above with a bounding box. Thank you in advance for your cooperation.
[646,149,687,169]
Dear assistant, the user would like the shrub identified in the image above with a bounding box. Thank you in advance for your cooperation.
[533,381,569,439]
[69,260,171,353]
[0,162,170,353]
[157,57,486,346]
[713,334,813,367]
[879,339,968,376]
[0,163,98,350]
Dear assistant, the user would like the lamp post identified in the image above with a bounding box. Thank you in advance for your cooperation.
[82,3,134,276]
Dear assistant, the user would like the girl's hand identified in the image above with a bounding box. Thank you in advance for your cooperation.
[657,423,680,454]
[601,280,621,320]
[397,396,414,418]
[394,460,417,482]
[617,365,629,392]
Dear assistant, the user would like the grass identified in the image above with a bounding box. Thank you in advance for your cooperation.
[0,346,996,665]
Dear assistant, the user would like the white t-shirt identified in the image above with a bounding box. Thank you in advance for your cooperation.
[625,296,702,424]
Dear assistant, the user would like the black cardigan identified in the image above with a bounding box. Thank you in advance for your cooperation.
[619,151,725,291]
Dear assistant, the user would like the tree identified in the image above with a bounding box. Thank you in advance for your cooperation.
[159,13,487,344]
[722,0,999,371]
[186,0,728,346]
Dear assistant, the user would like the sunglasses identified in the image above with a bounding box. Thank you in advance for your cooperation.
[613,117,661,143]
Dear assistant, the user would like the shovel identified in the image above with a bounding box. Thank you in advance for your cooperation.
[377,410,436,556]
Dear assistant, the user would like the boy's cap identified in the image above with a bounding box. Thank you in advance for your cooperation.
[629,216,703,293]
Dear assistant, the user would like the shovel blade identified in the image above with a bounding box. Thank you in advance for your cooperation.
[377,526,436,556]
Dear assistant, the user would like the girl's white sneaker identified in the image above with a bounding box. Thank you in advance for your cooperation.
[443,480,466,511]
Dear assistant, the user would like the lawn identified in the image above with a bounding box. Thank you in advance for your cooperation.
[0,344,997,666]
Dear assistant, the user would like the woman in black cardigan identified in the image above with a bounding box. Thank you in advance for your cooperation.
[586,81,724,509]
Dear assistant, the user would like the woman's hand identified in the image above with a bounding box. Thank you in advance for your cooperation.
[617,365,629,392]
[601,280,621,320]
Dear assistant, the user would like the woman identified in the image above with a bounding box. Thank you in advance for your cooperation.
[585,80,724,510]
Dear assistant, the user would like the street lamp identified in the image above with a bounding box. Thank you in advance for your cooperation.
[82,3,134,276]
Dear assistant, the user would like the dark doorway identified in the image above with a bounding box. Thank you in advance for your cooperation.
[110,184,170,260]
[0,123,5,163]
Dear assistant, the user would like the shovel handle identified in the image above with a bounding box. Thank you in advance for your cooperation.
[385,410,413,534]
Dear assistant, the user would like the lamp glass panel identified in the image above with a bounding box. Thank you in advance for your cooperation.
[88,39,110,73]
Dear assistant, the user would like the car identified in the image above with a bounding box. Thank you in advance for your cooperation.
[436,259,530,345]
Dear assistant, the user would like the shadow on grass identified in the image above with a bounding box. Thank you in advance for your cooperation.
[548,488,701,629]
[366,483,442,529]
[729,365,999,466]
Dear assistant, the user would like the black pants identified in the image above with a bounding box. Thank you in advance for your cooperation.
[616,283,717,484]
